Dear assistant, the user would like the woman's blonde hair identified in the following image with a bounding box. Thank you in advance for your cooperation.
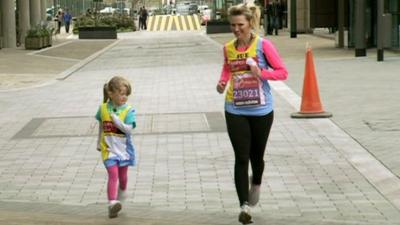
[228,3,261,33]
[103,76,132,103]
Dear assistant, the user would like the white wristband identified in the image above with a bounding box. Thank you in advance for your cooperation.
[246,58,257,66]
[111,113,132,135]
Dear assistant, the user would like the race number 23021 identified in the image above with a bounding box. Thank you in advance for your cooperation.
[233,89,259,99]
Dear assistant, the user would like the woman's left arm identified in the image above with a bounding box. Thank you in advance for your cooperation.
[259,39,288,81]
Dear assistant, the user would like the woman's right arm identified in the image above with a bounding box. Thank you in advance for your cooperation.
[217,46,230,94]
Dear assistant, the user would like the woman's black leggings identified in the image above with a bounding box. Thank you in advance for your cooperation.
[225,111,274,206]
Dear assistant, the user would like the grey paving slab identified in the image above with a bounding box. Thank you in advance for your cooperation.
[0,38,115,91]
[210,31,400,189]
[0,31,400,224]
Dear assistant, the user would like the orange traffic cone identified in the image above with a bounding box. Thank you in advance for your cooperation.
[291,47,332,118]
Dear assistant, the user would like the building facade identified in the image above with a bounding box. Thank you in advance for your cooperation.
[0,0,125,49]
[303,0,400,51]
[0,0,48,48]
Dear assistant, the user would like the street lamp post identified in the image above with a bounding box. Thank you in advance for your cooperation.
[338,0,344,48]
[290,0,296,38]
[354,0,366,57]
[53,0,58,16]
[377,0,384,61]
[264,0,268,36]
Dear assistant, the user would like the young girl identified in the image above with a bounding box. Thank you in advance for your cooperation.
[216,3,288,224]
[95,76,137,218]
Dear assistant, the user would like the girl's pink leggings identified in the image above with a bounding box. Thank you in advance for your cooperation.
[106,165,128,201]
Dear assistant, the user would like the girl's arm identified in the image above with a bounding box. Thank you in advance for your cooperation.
[111,113,133,135]
[95,107,102,151]
[97,124,102,151]
[259,39,288,81]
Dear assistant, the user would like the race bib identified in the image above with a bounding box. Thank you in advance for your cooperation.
[233,73,263,107]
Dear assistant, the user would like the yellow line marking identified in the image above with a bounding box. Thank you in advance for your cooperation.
[160,16,167,31]
[180,16,187,31]
[187,15,194,30]
[156,16,161,31]
[147,16,154,31]
[193,15,201,30]
[151,16,159,31]
[167,16,173,31]
[147,15,202,31]
[174,16,181,31]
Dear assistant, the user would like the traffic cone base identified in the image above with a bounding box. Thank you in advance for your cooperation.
[291,111,332,119]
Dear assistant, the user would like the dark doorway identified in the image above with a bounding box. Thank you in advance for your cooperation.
[365,0,377,47]
[310,0,338,28]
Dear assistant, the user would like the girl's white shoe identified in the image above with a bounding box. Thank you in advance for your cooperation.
[108,200,122,218]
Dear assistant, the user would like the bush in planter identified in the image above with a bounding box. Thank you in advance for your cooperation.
[25,27,43,50]
[73,14,96,34]
[25,25,54,49]
[73,14,136,34]
[47,27,55,46]
[39,26,49,47]
[105,15,136,32]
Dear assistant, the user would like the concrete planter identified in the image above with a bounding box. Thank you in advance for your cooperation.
[41,36,48,47]
[78,27,117,39]
[43,35,52,47]
[206,21,231,34]
[48,35,53,47]
[25,36,43,50]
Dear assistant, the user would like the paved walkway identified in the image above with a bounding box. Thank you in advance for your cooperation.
[0,30,400,224]
[0,25,115,91]
[211,30,400,182]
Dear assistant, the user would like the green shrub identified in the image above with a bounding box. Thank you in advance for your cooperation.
[26,27,41,38]
[74,14,136,34]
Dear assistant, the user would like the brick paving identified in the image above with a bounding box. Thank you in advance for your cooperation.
[0,31,399,224]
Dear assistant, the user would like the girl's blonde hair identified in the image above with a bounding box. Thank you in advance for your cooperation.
[103,76,132,103]
[228,3,261,33]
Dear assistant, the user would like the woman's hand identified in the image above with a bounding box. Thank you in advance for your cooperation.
[246,58,261,77]
[216,81,226,94]
[249,64,261,77]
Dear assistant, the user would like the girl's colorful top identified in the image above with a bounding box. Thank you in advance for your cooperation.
[96,102,136,168]
[219,35,288,116]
